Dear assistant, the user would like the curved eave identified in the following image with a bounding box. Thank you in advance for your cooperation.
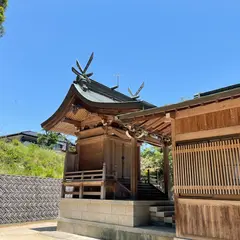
[41,84,149,131]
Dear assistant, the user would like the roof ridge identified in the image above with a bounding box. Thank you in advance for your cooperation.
[88,79,135,102]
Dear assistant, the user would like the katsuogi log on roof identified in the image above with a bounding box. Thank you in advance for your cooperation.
[41,53,155,136]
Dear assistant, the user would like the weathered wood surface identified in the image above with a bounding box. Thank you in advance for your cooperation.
[65,152,79,173]
[78,136,104,170]
[175,105,240,135]
[176,125,240,142]
[173,138,240,195]
[130,138,138,199]
[176,198,240,240]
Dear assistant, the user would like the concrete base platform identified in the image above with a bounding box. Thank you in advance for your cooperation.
[57,217,176,240]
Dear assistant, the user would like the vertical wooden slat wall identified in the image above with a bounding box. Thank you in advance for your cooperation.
[173,139,240,195]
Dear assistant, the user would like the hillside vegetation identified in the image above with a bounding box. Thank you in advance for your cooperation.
[0,139,64,178]
[0,139,172,182]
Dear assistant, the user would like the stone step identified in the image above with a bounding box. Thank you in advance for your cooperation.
[149,205,174,212]
[139,191,161,194]
[138,195,167,199]
[120,183,157,188]
[156,211,174,217]
[164,216,175,224]
[150,216,164,223]
[149,204,174,213]
[150,215,175,227]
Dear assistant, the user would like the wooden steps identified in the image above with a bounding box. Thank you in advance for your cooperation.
[149,201,175,227]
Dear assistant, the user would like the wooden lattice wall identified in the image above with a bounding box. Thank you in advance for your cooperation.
[173,138,240,195]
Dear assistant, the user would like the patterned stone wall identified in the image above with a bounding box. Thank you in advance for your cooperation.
[0,174,62,224]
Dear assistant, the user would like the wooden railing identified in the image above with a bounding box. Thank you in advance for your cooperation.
[64,169,104,181]
[173,139,240,195]
[141,170,164,191]
[62,163,106,199]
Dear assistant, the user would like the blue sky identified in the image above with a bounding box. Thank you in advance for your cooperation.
[1,1,240,135]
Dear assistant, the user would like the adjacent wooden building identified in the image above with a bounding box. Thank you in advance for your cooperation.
[118,83,240,240]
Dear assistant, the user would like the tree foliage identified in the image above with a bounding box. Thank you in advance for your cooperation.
[140,145,173,186]
[37,130,66,149]
[141,146,164,175]
[0,0,8,37]
[0,139,64,178]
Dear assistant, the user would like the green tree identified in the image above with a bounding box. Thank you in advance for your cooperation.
[141,146,163,175]
[0,0,8,37]
[37,130,62,149]
[141,145,173,189]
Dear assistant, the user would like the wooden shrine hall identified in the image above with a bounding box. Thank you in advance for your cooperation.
[41,53,171,201]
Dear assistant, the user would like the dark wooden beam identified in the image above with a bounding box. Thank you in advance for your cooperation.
[140,136,162,147]
[120,113,166,123]
[75,127,105,139]
[163,143,170,199]
[63,117,81,126]
[107,127,130,140]
[131,138,138,200]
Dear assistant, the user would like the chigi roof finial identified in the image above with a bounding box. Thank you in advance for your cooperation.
[128,82,144,100]
[72,52,94,91]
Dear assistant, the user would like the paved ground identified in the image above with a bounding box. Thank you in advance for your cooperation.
[0,221,99,240]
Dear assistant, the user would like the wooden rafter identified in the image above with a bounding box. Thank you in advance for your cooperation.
[155,122,170,131]
[147,117,165,130]
[143,117,162,128]
[62,117,81,126]
[161,126,171,135]
[120,112,166,122]
[138,120,149,127]
[148,121,166,132]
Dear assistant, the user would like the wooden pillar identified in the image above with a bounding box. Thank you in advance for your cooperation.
[76,142,80,171]
[79,184,83,199]
[101,162,106,199]
[61,144,69,198]
[147,169,150,184]
[103,136,111,176]
[130,138,138,200]
[137,145,141,180]
[163,142,170,199]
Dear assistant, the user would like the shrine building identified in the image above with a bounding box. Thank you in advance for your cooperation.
[42,53,240,240]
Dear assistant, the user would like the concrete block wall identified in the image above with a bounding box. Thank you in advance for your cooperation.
[59,199,160,227]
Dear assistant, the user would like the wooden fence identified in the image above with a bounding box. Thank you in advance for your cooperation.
[173,138,240,195]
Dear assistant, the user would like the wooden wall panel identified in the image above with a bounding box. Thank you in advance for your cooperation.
[124,144,132,178]
[108,139,132,179]
[176,198,240,240]
[114,141,123,178]
[175,106,240,135]
[65,152,78,172]
[79,138,104,170]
